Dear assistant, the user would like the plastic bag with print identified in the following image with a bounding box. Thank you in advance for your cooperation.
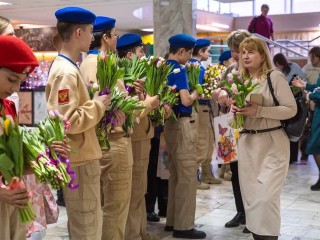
[213,114,239,164]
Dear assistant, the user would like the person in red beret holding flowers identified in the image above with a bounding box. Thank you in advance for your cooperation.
[0,35,39,240]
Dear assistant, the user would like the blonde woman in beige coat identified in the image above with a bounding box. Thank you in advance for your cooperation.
[230,36,297,240]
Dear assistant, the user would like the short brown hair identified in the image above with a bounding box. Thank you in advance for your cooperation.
[90,29,113,50]
[192,46,209,56]
[261,4,269,11]
[56,22,88,41]
[309,46,320,59]
[227,29,251,50]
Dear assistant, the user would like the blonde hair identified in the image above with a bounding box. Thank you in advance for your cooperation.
[239,36,274,78]
[0,16,10,35]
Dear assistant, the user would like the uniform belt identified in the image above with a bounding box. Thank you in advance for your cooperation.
[202,110,209,112]
[175,113,191,118]
[240,126,282,134]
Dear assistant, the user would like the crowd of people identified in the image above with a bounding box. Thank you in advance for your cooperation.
[0,3,320,240]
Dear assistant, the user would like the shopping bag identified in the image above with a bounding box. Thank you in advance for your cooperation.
[213,114,239,164]
[157,133,170,180]
[43,184,59,224]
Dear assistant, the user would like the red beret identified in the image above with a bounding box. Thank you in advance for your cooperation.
[0,36,38,74]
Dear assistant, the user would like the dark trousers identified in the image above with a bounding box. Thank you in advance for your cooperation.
[230,161,245,213]
[57,188,64,200]
[290,141,299,163]
[145,137,168,214]
[300,111,313,159]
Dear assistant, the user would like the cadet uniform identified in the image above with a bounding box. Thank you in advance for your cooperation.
[80,17,134,240]
[190,39,222,188]
[116,34,156,240]
[164,34,205,239]
[46,7,104,240]
[0,36,38,240]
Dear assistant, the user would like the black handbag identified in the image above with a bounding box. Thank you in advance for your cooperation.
[267,72,308,142]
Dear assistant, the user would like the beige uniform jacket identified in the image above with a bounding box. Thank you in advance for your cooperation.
[46,55,105,167]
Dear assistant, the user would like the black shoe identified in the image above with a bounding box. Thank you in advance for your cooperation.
[56,199,65,207]
[243,227,251,233]
[225,212,246,228]
[172,228,206,239]
[164,225,174,232]
[311,178,320,191]
[147,212,160,222]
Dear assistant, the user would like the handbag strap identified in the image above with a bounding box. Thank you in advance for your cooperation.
[267,71,287,128]
[266,71,279,106]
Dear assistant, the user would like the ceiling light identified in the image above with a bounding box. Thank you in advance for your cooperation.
[196,24,219,31]
[211,22,230,29]
[0,1,12,6]
[141,28,153,32]
[18,24,50,29]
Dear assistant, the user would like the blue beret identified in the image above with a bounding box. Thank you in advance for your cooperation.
[195,38,211,48]
[219,50,232,63]
[55,7,96,24]
[168,34,196,48]
[117,33,143,50]
[94,16,116,32]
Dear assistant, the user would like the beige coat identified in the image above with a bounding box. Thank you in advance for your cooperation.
[46,56,105,167]
[238,70,297,236]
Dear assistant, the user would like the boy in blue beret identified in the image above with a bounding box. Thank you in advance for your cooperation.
[116,33,160,240]
[80,15,132,240]
[189,39,222,191]
[219,50,234,67]
[117,33,144,58]
[164,33,206,239]
[46,7,112,240]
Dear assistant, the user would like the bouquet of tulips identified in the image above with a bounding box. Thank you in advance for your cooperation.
[202,64,226,98]
[96,51,144,148]
[22,110,77,190]
[97,89,144,148]
[144,56,177,126]
[186,61,203,112]
[221,69,259,129]
[151,84,180,126]
[118,54,146,92]
[0,108,35,223]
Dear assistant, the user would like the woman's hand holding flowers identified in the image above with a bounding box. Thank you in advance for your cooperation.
[236,101,258,118]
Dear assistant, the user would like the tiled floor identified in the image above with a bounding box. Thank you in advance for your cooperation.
[45,157,320,240]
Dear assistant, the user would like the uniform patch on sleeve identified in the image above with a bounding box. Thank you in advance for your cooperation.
[58,89,69,105]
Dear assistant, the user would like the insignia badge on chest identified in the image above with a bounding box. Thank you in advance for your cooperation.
[58,89,69,105]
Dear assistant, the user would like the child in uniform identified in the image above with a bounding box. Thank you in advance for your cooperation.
[189,38,222,190]
[80,16,133,240]
[164,34,206,239]
[0,35,38,240]
[116,33,160,240]
[46,7,111,240]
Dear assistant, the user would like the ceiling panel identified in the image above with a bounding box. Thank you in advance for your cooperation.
[0,0,153,31]
[214,0,252,3]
